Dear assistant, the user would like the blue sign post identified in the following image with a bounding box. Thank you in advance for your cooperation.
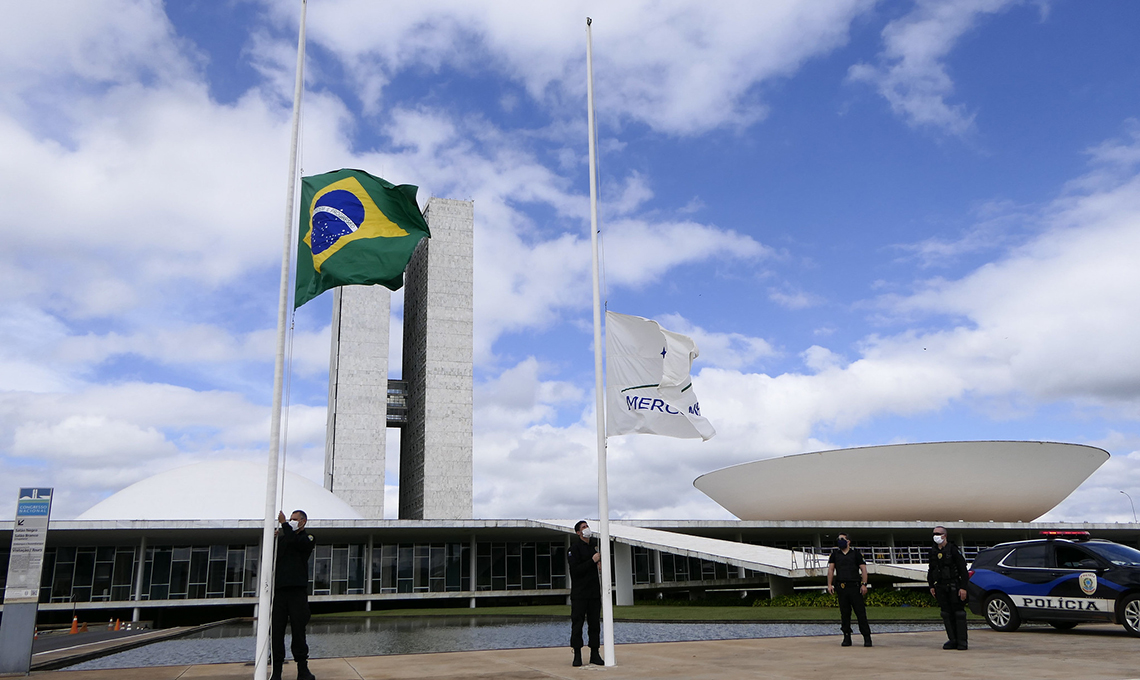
[0,488,54,674]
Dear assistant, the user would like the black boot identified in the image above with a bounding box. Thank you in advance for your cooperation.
[954,611,969,650]
[589,648,604,665]
[296,659,316,680]
[572,648,582,667]
[271,661,283,680]
[863,634,872,647]
[841,633,852,646]
[941,612,957,649]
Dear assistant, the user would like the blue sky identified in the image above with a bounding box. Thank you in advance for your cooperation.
[2,0,1140,522]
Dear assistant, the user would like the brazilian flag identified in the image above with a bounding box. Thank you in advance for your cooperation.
[294,169,431,308]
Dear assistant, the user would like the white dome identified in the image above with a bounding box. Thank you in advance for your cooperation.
[77,460,364,520]
[694,441,1109,522]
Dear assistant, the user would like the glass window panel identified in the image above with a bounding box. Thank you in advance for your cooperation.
[550,545,566,576]
[151,549,172,588]
[430,546,445,581]
[398,545,414,582]
[521,544,536,578]
[507,553,521,589]
[74,550,96,587]
[313,557,331,592]
[190,551,209,585]
[93,562,113,600]
[477,555,491,590]
[71,586,92,602]
[209,545,227,560]
[445,545,462,590]
[332,546,348,581]
[207,560,226,596]
[381,545,396,591]
[169,560,189,598]
[316,544,332,560]
[96,546,116,562]
[537,554,551,587]
[415,553,429,591]
[57,547,76,563]
[40,551,56,590]
[173,547,191,561]
[226,549,243,584]
[113,551,136,588]
[52,563,73,599]
[491,545,506,579]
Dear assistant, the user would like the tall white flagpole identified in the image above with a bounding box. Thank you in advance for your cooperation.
[254,1,307,678]
[585,16,616,667]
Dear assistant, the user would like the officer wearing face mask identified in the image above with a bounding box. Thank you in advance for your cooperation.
[566,520,603,667]
[928,525,970,650]
[272,509,316,680]
[826,533,871,647]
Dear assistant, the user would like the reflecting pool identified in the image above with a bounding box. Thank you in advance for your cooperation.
[66,617,947,670]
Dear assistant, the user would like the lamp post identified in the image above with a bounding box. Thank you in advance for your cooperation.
[1120,490,1137,523]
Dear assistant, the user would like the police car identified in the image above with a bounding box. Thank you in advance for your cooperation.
[967,531,1140,636]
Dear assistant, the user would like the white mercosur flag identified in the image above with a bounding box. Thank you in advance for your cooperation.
[605,311,715,441]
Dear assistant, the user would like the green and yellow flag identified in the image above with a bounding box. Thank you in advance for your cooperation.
[294,169,431,308]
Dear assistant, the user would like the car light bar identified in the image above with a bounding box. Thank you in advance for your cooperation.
[1040,530,1091,540]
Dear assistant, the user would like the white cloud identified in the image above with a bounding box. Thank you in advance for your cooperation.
[768,287,823,310]
[657,314,775,371]
[269,0,875,135]
[12,416,176,464]
[848,0,1022,136]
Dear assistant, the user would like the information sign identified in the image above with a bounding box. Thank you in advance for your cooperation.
[4,487,53,603]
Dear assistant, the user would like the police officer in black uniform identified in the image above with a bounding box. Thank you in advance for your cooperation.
[272,509,316,680]
[827,532,872,647]
[928,525,969,650]
[567,520,604,667]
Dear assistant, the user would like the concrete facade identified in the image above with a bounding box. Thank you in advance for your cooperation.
[324,285,390,519]
[400,198,474,519]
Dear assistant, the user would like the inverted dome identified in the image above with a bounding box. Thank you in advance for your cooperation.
[77,460,364,520]
[694,441,1108,522]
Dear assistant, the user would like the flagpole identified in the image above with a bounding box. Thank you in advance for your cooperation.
[254,1,307,678]
[585,17,615,667]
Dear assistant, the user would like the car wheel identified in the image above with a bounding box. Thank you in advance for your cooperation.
[984,593,1021,632]
[1119,593,1140,637]
[1047,621,1078,630]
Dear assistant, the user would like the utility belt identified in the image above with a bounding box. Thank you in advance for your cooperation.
[933,581,959,589]
[836,580,862,589]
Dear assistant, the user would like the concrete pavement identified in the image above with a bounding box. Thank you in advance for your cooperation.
[25,625,1140,680]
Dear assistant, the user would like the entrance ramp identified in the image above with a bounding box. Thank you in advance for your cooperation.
[534,520,926,581]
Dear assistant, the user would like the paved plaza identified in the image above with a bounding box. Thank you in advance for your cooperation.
[24,625,1140,680]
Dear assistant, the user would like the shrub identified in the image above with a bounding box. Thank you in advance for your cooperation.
[751,588,936,608]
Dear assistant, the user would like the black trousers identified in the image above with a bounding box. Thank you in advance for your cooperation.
[836,582,870,637]
[934,583,968,645]
[570,597,601,650]
[272,587,311,669]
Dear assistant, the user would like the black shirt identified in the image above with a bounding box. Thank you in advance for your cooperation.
[828,547,866,582]
[276,523,315,590]
[927,542,969,588]
[567,538,601,600]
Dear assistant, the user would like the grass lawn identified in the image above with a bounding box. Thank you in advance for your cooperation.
[317,604,973,622]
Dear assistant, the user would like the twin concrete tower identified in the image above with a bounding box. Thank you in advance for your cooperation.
[322,198,473,519]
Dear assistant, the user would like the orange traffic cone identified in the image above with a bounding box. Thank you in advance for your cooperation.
[114,619,121,631]
[70,616,78,635]
[79,622,88,633]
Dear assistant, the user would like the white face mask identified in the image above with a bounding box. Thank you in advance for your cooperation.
[933,534,945,545]
[288,519,301,532]
[581,527,592,539]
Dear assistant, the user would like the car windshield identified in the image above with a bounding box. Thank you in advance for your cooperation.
[1085,542,1140,566]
